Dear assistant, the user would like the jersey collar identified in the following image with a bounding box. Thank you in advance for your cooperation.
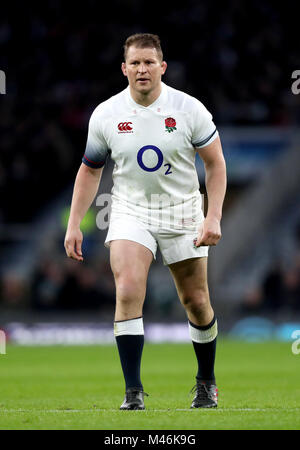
[126,82,168,111]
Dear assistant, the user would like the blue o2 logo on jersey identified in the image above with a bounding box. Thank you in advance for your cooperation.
[137,145,172,174]
[137,145,163,172]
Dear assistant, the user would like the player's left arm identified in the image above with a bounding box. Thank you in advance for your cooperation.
[195,135,227,246]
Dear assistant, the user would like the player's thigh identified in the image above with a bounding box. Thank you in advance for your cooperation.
[168,257,209,301]
[110,239,153,286]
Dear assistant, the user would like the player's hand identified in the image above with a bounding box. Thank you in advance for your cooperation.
[64,227,84,261]
[196,217,222,247]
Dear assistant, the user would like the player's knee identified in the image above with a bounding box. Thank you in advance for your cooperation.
[115,274,145,304]
[117,284,136,304]
[113,265,144,283]
[181,288,209,313]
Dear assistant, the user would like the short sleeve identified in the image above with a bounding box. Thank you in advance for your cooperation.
[82,108,109,168]
[191,99,218,148]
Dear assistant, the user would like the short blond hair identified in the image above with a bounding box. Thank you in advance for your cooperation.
[123,33,163,61]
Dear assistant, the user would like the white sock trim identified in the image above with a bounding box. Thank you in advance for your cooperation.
[114,317,144,337]
[189,320,218,343]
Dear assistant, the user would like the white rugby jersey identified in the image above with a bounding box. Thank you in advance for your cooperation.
[83,82,218,227]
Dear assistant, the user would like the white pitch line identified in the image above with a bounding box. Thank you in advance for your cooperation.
[0,408,299,413]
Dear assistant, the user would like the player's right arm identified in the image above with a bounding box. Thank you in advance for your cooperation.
[65,104,109,261]
[64,163,103,261]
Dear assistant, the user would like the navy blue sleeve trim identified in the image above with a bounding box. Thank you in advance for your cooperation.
[82,154,105,168]
[193,128,217,148]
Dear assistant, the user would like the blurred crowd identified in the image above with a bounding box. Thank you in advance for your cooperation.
[0,255,115,312]
[0,231,173,318]
[241,255,300,315]
[241,221,300,315]
[0,227,117,313]
[1,1,300,316]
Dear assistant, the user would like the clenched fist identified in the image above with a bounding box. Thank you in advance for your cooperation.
[195,217,222,247]
[64,227,84,261]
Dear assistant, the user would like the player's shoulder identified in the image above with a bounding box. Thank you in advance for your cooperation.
[164,83,209,116]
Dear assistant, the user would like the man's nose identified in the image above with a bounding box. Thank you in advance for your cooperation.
[138,63,147,72]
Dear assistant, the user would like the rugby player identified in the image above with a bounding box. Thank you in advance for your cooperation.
[64,33,227,410]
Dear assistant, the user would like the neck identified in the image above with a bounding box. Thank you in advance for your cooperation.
[130,83,162,107]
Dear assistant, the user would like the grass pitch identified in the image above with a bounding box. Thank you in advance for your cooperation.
[0,340,299,430]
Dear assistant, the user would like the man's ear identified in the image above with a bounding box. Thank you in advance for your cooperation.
[121,62,127,77]
[161,61,167,75]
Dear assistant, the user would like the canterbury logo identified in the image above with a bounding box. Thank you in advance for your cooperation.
[118,122,133,133]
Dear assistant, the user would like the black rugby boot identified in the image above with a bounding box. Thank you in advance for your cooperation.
[190,381,218,408]
[120,387,148,410]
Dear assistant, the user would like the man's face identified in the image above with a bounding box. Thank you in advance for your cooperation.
[121,46,167,95]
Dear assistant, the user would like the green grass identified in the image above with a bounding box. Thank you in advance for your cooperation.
[0,340,299,430]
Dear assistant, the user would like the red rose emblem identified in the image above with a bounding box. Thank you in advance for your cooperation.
[165,117,176,128]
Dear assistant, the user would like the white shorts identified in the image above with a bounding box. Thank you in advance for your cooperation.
[104,213,209,266]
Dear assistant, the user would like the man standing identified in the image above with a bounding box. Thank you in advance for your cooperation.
[64,33,226,410]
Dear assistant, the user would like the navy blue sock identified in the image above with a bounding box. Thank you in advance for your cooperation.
[190,317,217,384]
[115,335,144,390]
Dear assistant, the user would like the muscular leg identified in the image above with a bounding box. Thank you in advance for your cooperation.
[111,240,153,321]
[169,257,217,385]
[110,240,153,391]
[168,257,213,326]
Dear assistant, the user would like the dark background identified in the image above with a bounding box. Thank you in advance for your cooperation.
[0,0,300,330]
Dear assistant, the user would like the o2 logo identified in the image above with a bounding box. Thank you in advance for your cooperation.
[137,145,172,175]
